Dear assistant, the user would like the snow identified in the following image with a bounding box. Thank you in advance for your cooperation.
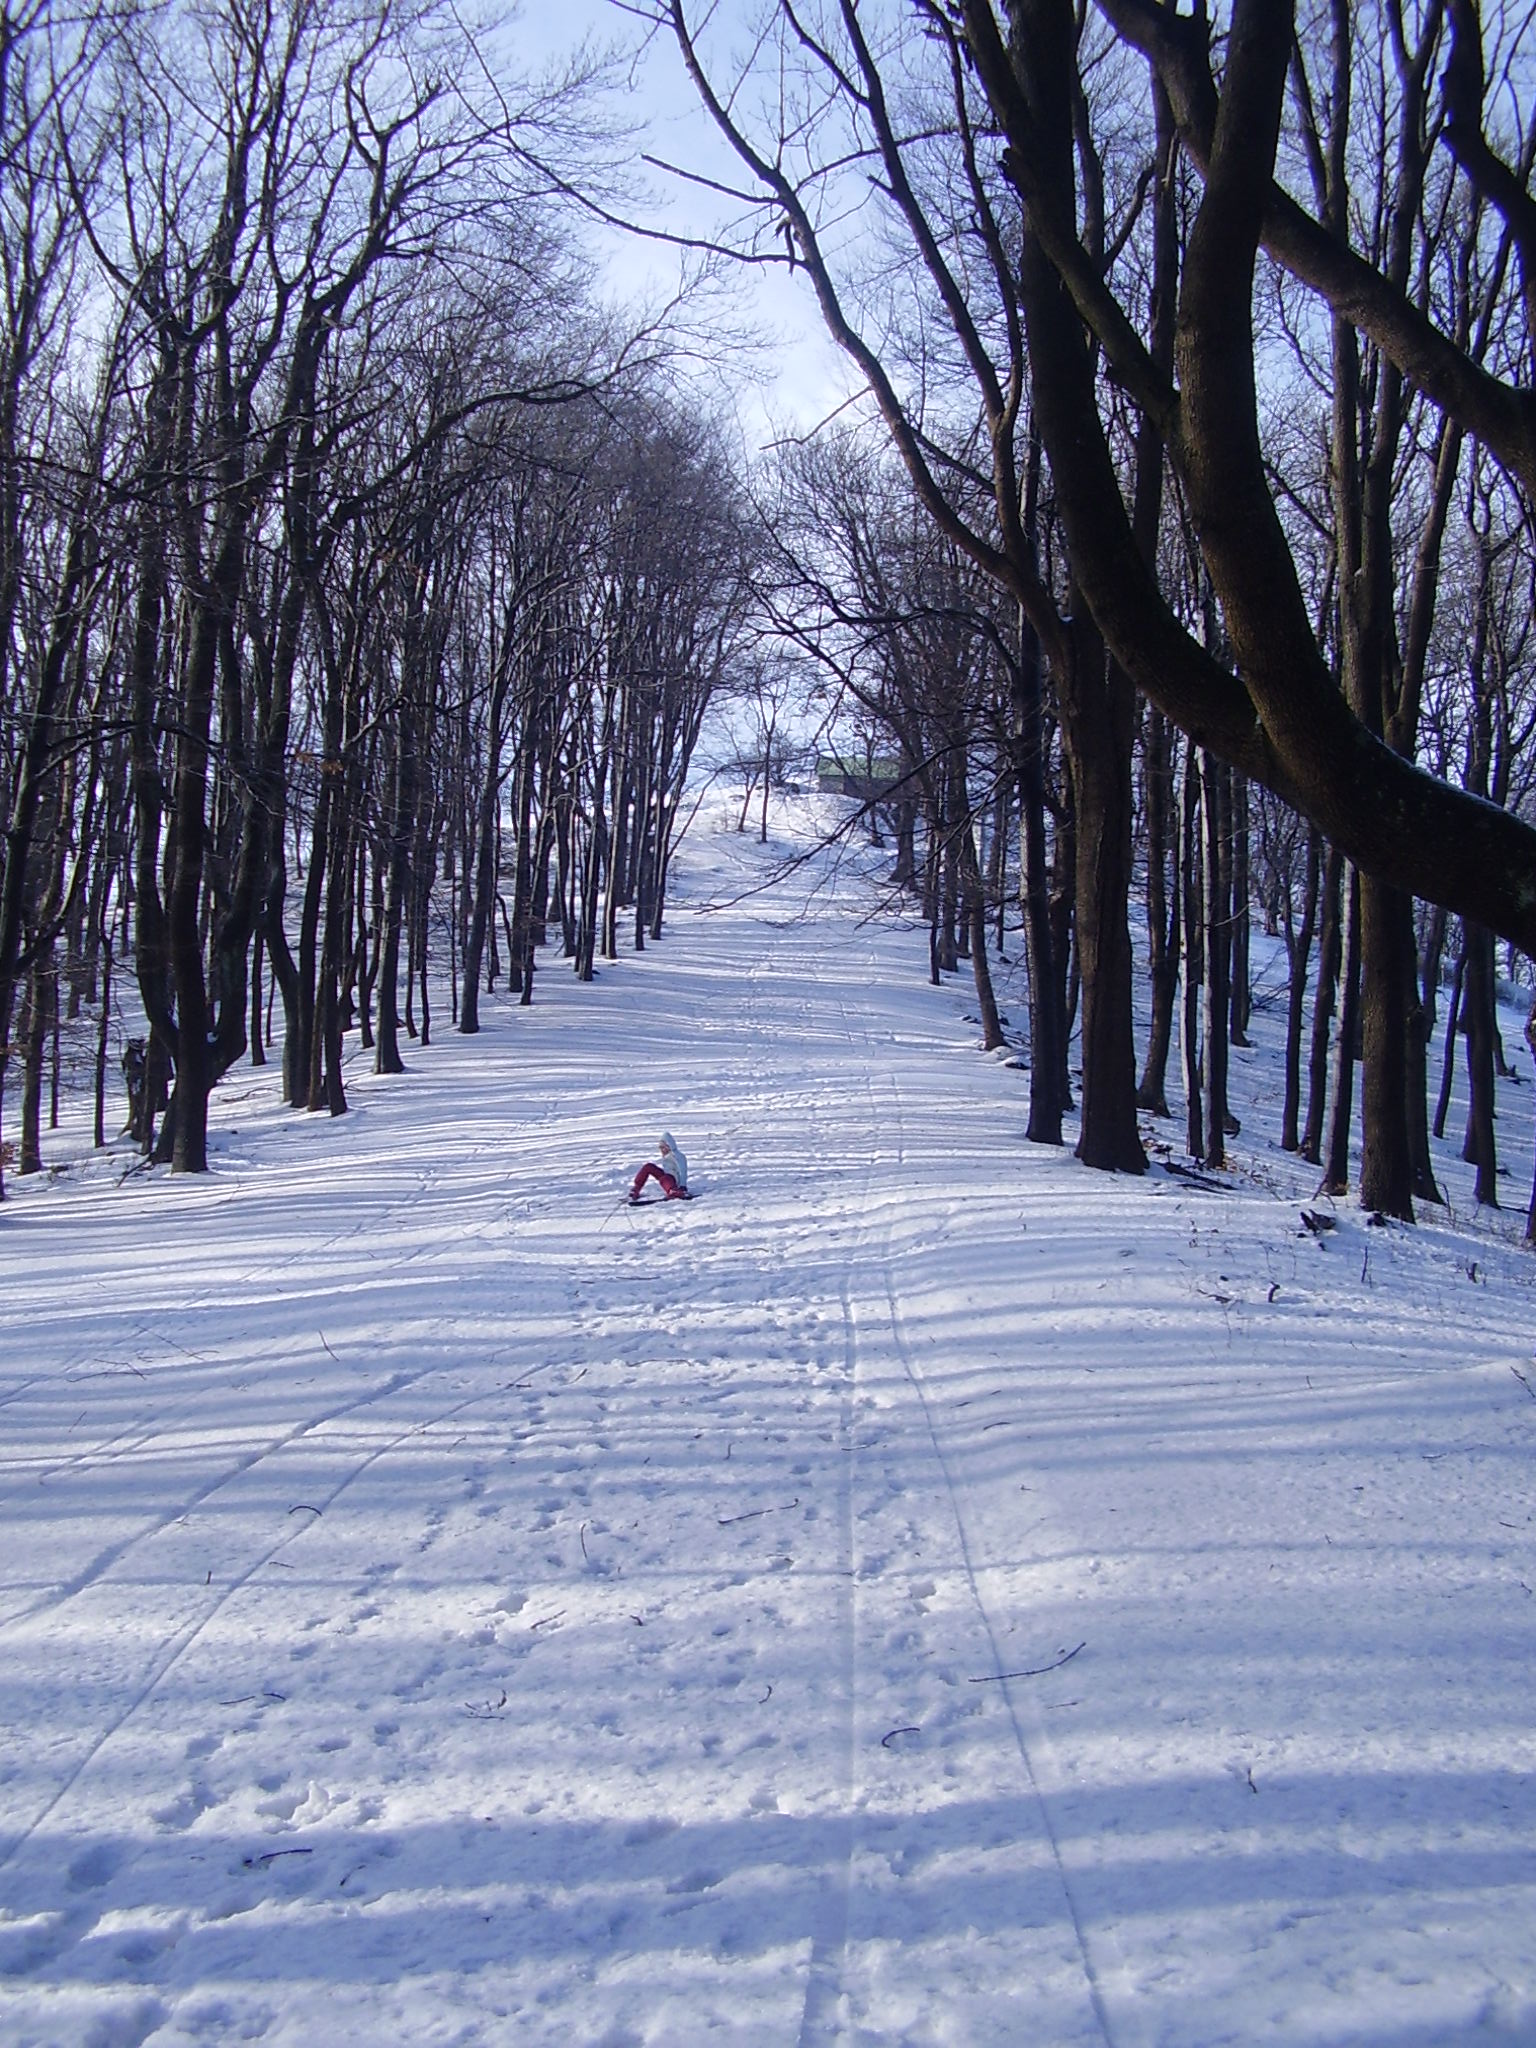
[2,795,1535,2048]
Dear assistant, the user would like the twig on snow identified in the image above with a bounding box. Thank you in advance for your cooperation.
[718,1499,799,1525]
[243,1847,314,1867]
[881,1725,920,1747]
[464,1690,508,1720]
[969,1641,1086,1683]
[1512,1366,1536,1400]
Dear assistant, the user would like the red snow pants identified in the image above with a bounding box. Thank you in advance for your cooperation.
[631,1164,686,1200]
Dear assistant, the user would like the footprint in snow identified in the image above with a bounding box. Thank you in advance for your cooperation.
[65,1841,123,1892]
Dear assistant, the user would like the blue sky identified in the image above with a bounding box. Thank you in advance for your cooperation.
[515,0,857,445]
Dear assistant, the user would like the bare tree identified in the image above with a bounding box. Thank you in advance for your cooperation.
[660,2,1141,1166]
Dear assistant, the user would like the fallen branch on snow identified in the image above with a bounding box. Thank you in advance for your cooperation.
[718,1499,799,1525]
[969,1641,1086,1683]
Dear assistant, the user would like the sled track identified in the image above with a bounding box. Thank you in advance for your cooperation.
[792,989,873,2047]
[0,1329,541,1885]
[0,1141,457,1510]
[0,1121,531,1565]
[866,1038,1125,2048]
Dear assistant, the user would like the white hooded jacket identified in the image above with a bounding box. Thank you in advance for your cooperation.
[657,1132,687,1188]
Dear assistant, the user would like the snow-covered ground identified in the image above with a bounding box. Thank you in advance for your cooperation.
[2,796,1534,2048]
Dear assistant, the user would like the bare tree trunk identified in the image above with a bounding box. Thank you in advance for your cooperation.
[460,677,508,1034]
[376,672,417,1075]
[1301,845,1343,1165]
[602,690,629,964]
[0,520,96,1198]
[1432,944,1463,1142]
[759,705,775,844]
[924,802,943,987]
[312,754,355,1116]
[1060,613,1145,1173]
[1357,876,1417,1218]
[962,816,1005,1052]
[1280,827,1320,1152]
[1180,736,1205,1162]
[1048,754,1076,1115]
[1228,771,1251,1046]
[1323,863,1362,1195]
[990,785,1009,955]
[632,710,655,952]
[1401,891,1442,1204]
[94,929,113,1149]
[1012,614,1064,1144]
[1201,748,1232,1167]
[1462,921,1498,1204]
[17,957,51,1174]
[1137,705,1178,1116]
[950,739,1002,1047]
[250,932,266,1066]
[938,771,960,973]
[510,720,539,1005]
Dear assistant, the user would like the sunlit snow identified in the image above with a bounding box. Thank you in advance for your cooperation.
[2,797,1533,2046]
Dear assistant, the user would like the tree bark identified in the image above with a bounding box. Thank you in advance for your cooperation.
[1228,770,1251,1046]
[1323,863,1362,1194]
[1012,611,1064,1144]
[1179,735,1205,1162]
[1280,827,1320,1153]
[1301,845,1342,1164]
[1356,876,1416,1217]
[1200,747,1231,1170]
[1059,612,1146,1174]
[961,811,1005,1052]
[1462,921,1498,1204]
[1137,705,1178,1116]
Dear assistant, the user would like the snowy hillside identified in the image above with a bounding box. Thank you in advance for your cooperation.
[2,796,1534,2047]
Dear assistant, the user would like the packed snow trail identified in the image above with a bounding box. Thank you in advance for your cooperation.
[2,799,1534,2047]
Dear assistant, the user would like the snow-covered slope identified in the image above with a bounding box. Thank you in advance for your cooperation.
[2,797,1533,2047]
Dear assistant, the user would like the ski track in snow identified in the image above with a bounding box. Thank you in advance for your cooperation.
[2,796,1535,2046]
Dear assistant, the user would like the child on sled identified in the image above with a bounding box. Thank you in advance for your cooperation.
[629,1131,690,1203]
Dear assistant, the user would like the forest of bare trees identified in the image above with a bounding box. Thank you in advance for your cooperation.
[4,0,1536,1240]
[0,0,755,1191]
[658,0,1536,1233]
